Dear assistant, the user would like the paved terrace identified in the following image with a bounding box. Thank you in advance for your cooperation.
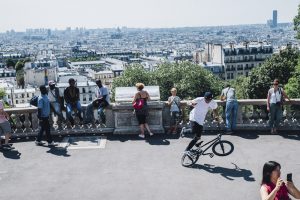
[1,132,300,200]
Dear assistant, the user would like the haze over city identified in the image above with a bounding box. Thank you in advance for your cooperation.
[1,0,299,32]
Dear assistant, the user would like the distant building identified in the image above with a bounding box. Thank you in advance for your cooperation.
[197,42,273,80]
[0,69,16,83]
[273,10,278,28]
[24,67,57,86]
[223,42,273,80]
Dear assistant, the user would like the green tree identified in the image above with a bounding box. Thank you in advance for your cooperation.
[246,47,299,99]
[0,88,6,99]
[6,59,16,68]
[112,62,223,101]
[294,4,300,39]
[285,60,300,98]
[15,60,25,71]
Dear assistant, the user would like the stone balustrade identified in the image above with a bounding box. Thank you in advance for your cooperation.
[4,99,300,138]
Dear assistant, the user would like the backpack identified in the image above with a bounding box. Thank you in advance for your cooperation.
[30,96,39,107]
[133,93,145,110]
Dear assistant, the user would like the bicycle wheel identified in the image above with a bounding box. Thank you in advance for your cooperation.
[212,140,234,156]
[181,150,200,167]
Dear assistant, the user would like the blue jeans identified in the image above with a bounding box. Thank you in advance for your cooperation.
[269,103,282,128]
[84,103,107,124]
[50,102,65,121]
[225,100,238,131]
[66,101,82,124]
[37,117,52,143]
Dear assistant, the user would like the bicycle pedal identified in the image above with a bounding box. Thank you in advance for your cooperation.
[209,153,214,158]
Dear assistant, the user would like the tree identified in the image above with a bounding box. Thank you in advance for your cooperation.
[285,60,300,98]
[0,88,6,99]
[112,62,223,101]
[15,60,25,72]
[294,4,300,39]
[246,47,299,99]
[6,59,16,68]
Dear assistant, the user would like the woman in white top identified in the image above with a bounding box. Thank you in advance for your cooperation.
[267,79,290,134]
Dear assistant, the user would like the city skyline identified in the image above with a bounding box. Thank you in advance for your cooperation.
[1,0,299,32]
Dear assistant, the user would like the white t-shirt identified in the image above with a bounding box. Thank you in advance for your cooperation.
[189,97,218,125]
[268,88,282,104]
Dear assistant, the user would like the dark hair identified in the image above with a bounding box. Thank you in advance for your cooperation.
[68,78,75,84]
[96,79,102,85]
[261,161,281,185]
[39,85,47,95]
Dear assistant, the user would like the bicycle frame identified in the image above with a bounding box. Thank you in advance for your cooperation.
[195,134,222,156]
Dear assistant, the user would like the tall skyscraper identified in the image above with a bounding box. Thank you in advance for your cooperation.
[273,10,278,28]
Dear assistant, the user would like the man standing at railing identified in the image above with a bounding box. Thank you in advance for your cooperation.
[48,80,65,123]
[220,83,238,133]
[35,85,57,147]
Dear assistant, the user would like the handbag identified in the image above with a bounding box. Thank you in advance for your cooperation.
[133,93,145,110]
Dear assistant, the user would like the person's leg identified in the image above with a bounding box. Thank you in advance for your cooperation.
[84,103,94,124]
[36,119,45,142]
[274,105,282,133]
[66,103,75,125]
[98,106,106,124]
[76,101,83,120]
[53,102,65,121]
[225,102,233,131]
[169,112,175,133]
[44,118,53,144]
[231,101,238,131]
[269,104,276,132]
[144,123,153,135]
[139,124,145,136]
[185,122,203,151]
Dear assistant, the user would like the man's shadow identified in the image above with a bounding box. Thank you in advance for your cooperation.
[46,147,71,157]
[0,149,21,159]
[192,162,255,182]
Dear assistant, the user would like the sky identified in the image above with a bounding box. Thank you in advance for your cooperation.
[1,0,300,32]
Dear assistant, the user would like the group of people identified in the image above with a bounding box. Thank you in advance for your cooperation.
[32,78,110,146]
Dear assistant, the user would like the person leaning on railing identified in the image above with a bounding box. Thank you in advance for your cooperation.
[260,161,300,200]
[267,79,291,134]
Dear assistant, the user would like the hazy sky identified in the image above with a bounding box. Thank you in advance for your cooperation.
[1,0,299,32]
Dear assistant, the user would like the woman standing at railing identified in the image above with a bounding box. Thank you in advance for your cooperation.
[267,79,291,134]
[133,83,153,138]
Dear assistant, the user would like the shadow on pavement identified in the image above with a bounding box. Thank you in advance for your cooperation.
[192,162,256,182]
[279,133,300,141]
[0,149,21,159]
[46,147,71,157]
[108,134,179,145]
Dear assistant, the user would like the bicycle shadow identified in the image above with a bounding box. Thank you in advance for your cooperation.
[0,149,21,159]
[191,162,255,182]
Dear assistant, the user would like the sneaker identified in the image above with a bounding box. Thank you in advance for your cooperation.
[48,141,58,147]
[149,132,154,136]
[35,141,45,146]
[138,134,145,138]
[2,144,15,150]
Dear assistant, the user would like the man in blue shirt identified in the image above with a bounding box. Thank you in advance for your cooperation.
[35,85,56,146]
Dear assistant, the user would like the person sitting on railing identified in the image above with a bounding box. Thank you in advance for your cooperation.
[35,85,57,147]
[185,92,219,153]
[0,100,15,150]
[267,79,291,134]
[260,161,300,200]
[220,83,238,133]
[48,80,65,122]
[64,78,83,126]
[84,80,110,126]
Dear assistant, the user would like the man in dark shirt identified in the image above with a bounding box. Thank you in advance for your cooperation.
[64,78,83,126]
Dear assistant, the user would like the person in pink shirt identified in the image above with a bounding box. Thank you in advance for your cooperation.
[0,100,14,150]
[260,161,300,200]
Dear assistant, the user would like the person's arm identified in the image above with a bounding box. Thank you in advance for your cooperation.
[76,88,80,101]
[37,98,43,120]
[282,90,291,101]
[267,90,271,112]
[132,92,138,103]
[286,181,300,199]
[64,88,70,104]
[167,97,172,106]
[220,89,226,101]
[146,91,151,101]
